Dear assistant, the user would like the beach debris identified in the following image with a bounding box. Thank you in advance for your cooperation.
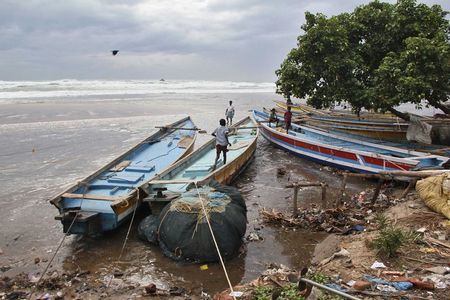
[319,248,350,266]
[200,264,208,271]
[350,280,371,290]
[276,167,286,176]
[144,283,157,295]
[111,50,119,56]
[260,186,401,233]
[423,273,450,289]
[364,275,413,291]
[416,227,427,233]
[246,232,263,241]
[169,286,186,296]
[370,261,387,269]
[425,266,450,275]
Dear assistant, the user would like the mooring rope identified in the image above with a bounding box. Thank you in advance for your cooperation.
[193,181,237,300]
[28,198,84,300]
[107,188,140,288]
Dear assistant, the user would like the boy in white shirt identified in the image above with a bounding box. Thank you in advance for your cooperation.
[212,118,231,169]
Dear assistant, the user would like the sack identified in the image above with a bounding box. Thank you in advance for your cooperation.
[416,174,450,219]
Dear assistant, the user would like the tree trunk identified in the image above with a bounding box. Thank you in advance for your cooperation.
[387,107,410,121]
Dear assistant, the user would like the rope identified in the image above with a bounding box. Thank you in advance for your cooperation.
[193,181,237,300]
[107,189,140,288]
[28,200,84,300]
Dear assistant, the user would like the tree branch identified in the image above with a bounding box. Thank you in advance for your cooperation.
[387,107,410,121]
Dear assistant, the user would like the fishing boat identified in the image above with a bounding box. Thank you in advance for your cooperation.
[266,107,408,141]
[50,117,197,235]
[253,110,448,174]
[143,116,258,213]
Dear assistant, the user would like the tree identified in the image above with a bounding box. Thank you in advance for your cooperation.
[275,0,450,120]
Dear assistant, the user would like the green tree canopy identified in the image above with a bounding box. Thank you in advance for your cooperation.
[275,0,450,120]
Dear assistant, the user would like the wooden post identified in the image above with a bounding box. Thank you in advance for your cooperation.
[338,172,348,207]
[400,179,417,199]
[371,178,385,203]
[293,186,299,218]
[321,183,327,208]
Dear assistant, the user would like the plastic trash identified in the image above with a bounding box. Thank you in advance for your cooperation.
[370,261,387,269]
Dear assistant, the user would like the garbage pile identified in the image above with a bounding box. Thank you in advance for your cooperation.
[260,187,398,234]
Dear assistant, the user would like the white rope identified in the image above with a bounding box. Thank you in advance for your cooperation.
[28,198,85,300]
[193,182,237,300]
[107,189,140,288]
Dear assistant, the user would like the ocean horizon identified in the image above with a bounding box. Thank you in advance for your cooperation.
[0,79,276,102]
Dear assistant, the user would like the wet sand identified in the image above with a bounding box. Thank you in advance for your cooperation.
[0,92,371,295]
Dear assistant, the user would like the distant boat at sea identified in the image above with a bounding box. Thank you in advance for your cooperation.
[253,110,447,174]
[50,117,197,235]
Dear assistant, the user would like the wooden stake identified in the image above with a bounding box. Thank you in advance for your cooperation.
[371,178,384,203]
[338,172,348,206]
[293,186,299,218]
[321,183,327,208]
[400,179,417,199]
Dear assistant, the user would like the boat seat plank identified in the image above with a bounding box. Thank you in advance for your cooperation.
[125,165,155,172]
[107,173,144,183]
[110,160,131,172]
[62,193,122,201]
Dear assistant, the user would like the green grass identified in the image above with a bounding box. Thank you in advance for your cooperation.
[369,214,422,258]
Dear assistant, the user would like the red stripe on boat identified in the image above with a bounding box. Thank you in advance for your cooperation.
[265,128,358,161]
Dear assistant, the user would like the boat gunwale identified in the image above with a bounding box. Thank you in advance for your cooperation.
[50,116,197,208]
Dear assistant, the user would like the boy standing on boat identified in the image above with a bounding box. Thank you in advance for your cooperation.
[212,119,231,170]
[284,106,292,132]
[225,101,235,125]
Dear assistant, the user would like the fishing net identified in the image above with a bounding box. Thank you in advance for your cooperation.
[138,181,247,262]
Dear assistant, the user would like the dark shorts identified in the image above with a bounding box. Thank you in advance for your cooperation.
[216,144,228,154]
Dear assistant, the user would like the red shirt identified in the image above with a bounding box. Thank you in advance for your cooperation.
[284,111,292,122]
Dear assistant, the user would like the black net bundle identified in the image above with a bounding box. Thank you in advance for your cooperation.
[138,181,247,263]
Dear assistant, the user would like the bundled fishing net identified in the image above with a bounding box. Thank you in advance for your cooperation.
[416,173,450,219]
[138,181,247,262]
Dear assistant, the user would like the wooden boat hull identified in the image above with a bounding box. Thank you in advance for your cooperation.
[50,117,197,235]
[144,116,259,212]
[254,110,446,174]
[266,107,408,141]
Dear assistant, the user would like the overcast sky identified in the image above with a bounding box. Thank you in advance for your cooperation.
[0,0,448,82]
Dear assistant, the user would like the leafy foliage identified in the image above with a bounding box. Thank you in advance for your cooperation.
[369,214,422,258]
[275,0,450,119]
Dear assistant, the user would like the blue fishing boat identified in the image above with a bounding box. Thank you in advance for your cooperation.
[50,117,197,235]
[143,116,258,212]
[253,110,448,174]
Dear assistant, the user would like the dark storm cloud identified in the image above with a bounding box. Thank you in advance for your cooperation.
[0,0,448,81]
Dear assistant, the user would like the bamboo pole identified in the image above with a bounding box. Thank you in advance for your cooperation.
[379,170,450,178]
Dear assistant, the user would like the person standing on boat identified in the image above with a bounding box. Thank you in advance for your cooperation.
[284,106,292,132]
[225,101,235,125]
[212,119,231,170]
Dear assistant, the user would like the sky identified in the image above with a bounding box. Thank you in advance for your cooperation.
[0,0,448,82]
